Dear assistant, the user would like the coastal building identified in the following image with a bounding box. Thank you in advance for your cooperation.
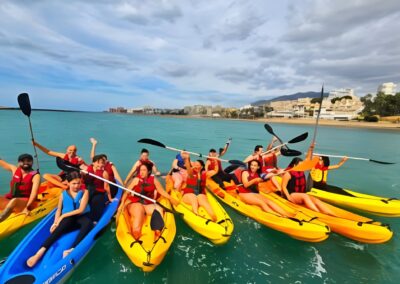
[378,82,397,95]
[109,107,127,113]
[328,88,354,99]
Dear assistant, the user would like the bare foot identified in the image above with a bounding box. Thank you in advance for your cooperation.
[132,230,141,240]
[63,248,74,258]
[26,248,46,268]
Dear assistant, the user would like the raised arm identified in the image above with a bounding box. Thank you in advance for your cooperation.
[89,138,97,160]
[0,158,17,173]
[266,137,277,151]
[328,157,348,170]
[219,137,232,157]
[33,141,65,159]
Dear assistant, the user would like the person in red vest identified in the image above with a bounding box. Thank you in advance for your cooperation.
[89,138,124,197]
[33,140,87,184]
[0,154,41,222]
[124,148,160,185]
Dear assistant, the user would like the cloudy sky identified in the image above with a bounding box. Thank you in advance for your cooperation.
[0,0,399,111]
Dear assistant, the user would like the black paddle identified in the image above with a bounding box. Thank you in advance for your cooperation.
[138,138,246,167]
[17,93,40,170]
[313,153,395,165]
[263,125,302,157]
[261,132,308,157]
[56,158,170,231]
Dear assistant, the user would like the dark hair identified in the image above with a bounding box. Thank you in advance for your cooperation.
[248,159,262,175]
[209,148,216,153]
[254,145,263,152]
[66,171,81,182]
[288,157,303,168]
[196,159,205,172]
[141,148,149,154]
[18,153,33,162]
[321,156,330,167]
[139,163,152,175]
[92,154,105,163]
[99,154,108,160]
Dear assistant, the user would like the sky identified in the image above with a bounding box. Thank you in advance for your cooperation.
[0,0,399,111]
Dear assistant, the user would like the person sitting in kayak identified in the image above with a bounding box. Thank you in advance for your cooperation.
[117,163,177,240]
[171,153,188,190]
[26,171,92,267]
[205,138,240,188]
[33,140,86,185]
[238,160,288,216]
[85,155,115,223]
[89,137,124,197]
[280,145,337,216]
[124,148,161,185]
[0,154,41,222]
[243,145,264,165]
[261,137,284,191]
[180,151,219,222]
[310,155,348,190]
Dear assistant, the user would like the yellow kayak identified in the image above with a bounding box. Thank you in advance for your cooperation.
[116,196,176,272]
[0,177,62,240]
[166,176,234,245]
[207,179,330,242]
[259,180,393,244]
[307,185,400,217]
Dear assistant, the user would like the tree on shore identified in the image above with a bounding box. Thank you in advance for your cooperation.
[361,92,400,117]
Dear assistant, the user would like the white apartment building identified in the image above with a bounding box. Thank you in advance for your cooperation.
[378,82,397,95]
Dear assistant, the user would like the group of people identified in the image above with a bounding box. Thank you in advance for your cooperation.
[0,135,349,268]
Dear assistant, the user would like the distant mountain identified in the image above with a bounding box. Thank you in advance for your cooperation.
[251,92,329,106]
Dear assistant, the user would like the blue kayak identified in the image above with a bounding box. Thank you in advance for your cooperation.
[0,188,122,284]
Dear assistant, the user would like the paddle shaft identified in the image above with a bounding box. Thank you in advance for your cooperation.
[27,117,40,170]
[315,153,371,162]
[164,145,230,162]
[260,142,287,156]
[311,85,324,148]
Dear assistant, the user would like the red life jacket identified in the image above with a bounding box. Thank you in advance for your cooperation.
[183,171,207,195]
[287,170,306,194]
[104,161,115,182]
[207,158,222,173]
[59,154,83,177]
[86,165,106,193]
[128,175,156,204]
[135,159,154,175]
[7,167,38,198]
[262,153,277,172]
[239,170,260,193]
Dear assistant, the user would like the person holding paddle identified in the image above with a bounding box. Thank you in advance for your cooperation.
[117,163,177,240]
[280,144,337,216]
[180,151,219,222]
[26,171,92,267]
[0,154,41,222]
[309,155,348,189]
[124,148,161,185]
[89,138,124,197]
[32,140,87,183]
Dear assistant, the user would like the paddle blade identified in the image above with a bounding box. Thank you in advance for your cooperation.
[369,159,396,165]
[224,164,240,173]
[17,93,31,117]
[150,209,164,231]
[137,138,166,148]
[56,157,80,172]
[281,148,302,157]
[263,124,274,135]
[288,132,308,144]
[228,160,247,167]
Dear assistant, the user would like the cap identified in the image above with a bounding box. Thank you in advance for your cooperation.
[18,153,33,162]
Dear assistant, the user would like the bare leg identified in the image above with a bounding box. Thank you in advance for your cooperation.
[239,193,282,216]
[290,193,321,212]
[0,198,28,222]
[63,248,74,258]
[26,247,47,268]
[197,194,217,221]
[127,203,145,240]
[182,193,199,214]
[259,195,291,217]
[309,196,337,216]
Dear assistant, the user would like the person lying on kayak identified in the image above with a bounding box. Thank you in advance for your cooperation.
[117,163,178,240]
[26,171,92,267]
[180,151,218,222]
[238,160,288,216]
[205,138,240,188]
[0,154,41,222]
[280,145,337,216]
[33,140,87,184]
[124,148,161,185]
[85,155,115,223]
[171,153,188,190]
[310,155,348,190]
[261,137,284,191]
[90,137,124,197]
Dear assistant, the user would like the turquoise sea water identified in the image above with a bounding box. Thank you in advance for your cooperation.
[0,110,399,283]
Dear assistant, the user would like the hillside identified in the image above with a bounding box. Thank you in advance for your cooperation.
[251,91,329,106]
